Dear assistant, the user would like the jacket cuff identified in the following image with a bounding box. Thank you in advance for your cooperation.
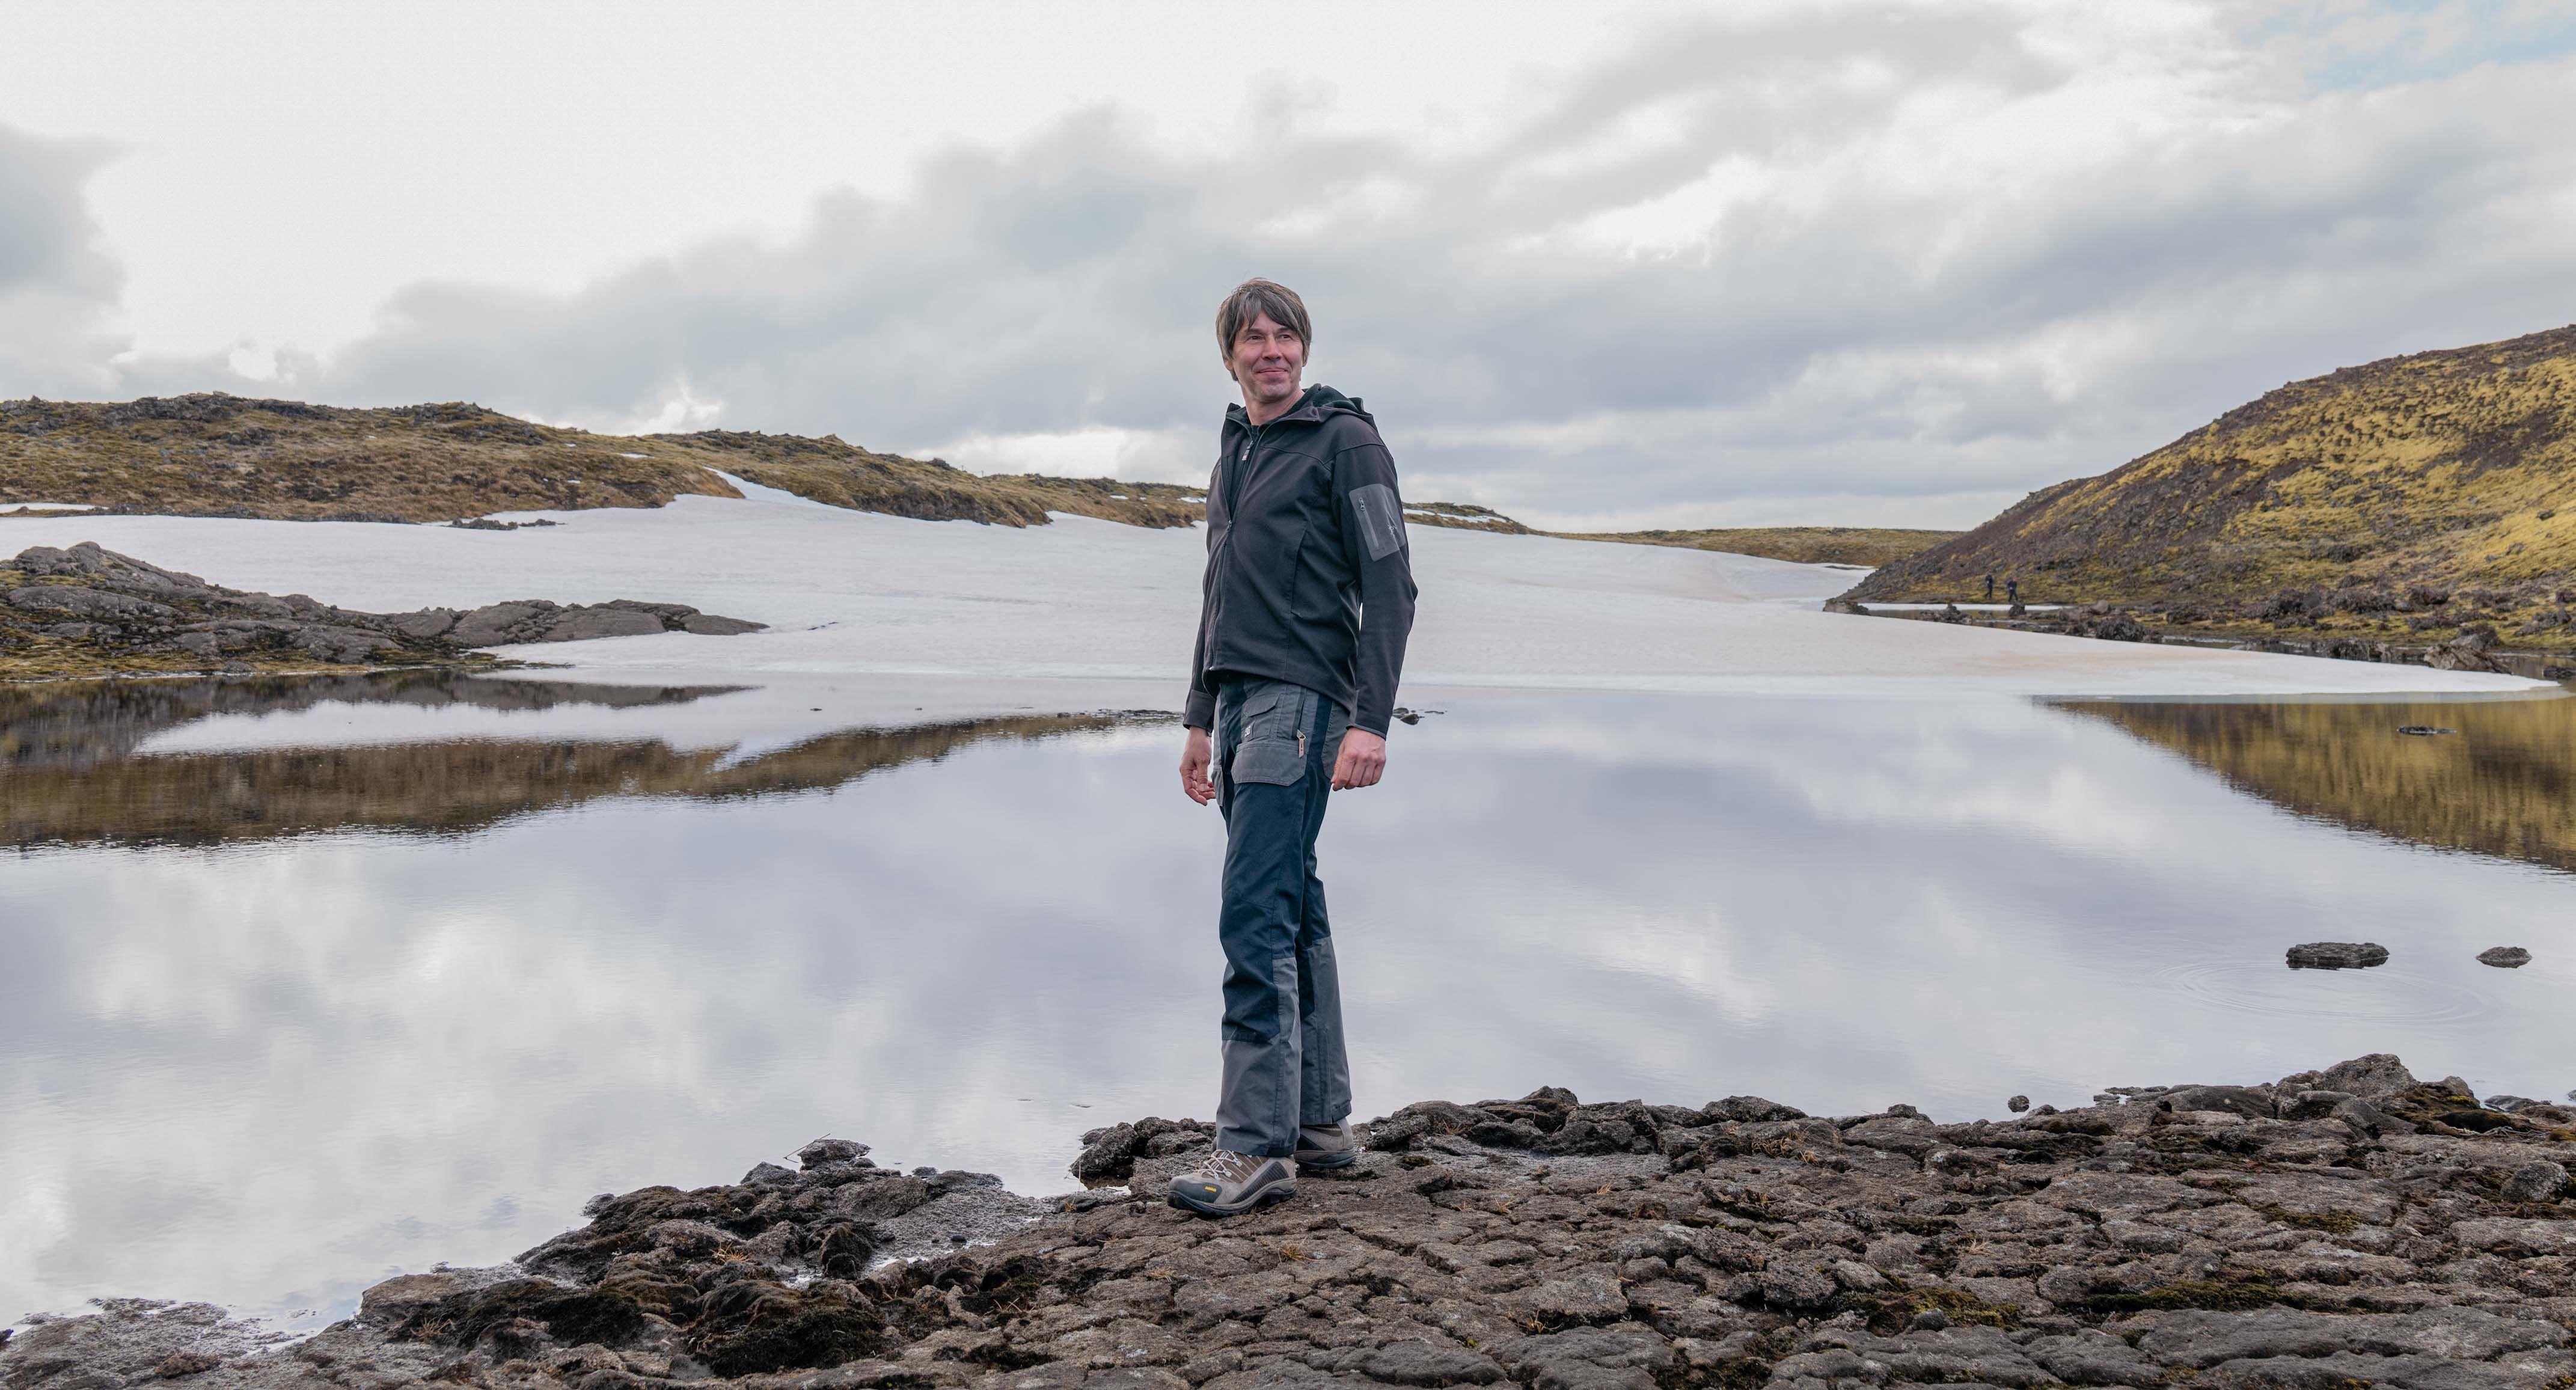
[1184,689,1216,731]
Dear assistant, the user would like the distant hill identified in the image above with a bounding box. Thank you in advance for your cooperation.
[0,394,1202,528]
[2,394,1950,572]
[1558,525,1957,568]
[1846,324,2576,644]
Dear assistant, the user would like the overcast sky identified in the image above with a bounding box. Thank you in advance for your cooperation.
[4,1,2574,528]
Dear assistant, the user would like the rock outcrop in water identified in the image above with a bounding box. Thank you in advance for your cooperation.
[10,1053,2576,1390]
[2284,942,2390,970]
[0,543,762,678]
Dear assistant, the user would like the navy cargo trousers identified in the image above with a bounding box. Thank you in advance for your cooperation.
[1211,675,1353,1157]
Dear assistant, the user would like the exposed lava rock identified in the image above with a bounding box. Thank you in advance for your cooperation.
[10,1055,2576,1390]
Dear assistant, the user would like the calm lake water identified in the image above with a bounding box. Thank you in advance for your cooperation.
[4,673,2573,1327]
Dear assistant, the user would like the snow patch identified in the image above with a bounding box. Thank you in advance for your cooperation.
[0,502,2544,699]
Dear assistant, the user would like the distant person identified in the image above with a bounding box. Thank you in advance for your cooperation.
[1171,278,1418,1216]
[1983,574,1995,601]
[2006,578,2019,605]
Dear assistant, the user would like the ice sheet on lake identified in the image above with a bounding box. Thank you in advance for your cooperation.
[2,487,2542,698]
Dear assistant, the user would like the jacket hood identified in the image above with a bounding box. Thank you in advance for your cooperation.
[1224,384,1371,429]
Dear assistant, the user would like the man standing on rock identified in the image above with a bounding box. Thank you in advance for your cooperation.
[1170,278,1418,1216]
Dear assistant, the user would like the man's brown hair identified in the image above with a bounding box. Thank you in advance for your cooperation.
[1216,278,1311,363]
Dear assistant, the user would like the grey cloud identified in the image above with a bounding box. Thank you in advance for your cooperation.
[0,126,125,397]
[31,6,2576,528]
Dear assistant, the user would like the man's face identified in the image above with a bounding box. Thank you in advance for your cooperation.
[1227,311,1305,408]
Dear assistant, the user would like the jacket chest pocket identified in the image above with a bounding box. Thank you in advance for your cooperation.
[1227,685,1309,786]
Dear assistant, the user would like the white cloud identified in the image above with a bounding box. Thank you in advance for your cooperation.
[4,1,2575,529]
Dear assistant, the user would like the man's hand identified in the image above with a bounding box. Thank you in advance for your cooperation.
[1179,727,1216,804]
[1332,728,1387,790]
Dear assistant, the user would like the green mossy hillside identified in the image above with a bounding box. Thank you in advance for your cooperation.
[1846,323,2576,645]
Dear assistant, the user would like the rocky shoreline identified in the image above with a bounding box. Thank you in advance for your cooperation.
[1,543,763,681]
[1831,602,2576,682]
[9,1053,2576,1390]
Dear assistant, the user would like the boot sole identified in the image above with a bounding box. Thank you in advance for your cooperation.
[1166,1179,1297,1217]
[1294,1150,1359,1170]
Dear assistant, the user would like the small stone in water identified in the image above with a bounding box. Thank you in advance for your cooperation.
[2479,946,2533,968]
[2007,1095,2031,1112]
[2287,941,2390,969]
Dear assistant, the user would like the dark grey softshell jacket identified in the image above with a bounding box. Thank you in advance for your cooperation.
[1184,385,1418,738]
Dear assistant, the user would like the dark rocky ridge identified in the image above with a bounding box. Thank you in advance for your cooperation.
[10,1053,2576,1390]
[0,543,761,679]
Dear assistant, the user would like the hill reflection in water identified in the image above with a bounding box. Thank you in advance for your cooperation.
[9,685,2574,1333]
[0,672,1134,848]
[2057,694,2576,875]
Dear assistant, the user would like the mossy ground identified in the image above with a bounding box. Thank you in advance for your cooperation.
[1849,323,2576,641]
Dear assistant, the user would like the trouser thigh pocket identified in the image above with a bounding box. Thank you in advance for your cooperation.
[1230,684,1309,786]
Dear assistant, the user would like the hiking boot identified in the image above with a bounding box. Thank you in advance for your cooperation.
[1293,1121,1359,1169]
[1166,1148,1296,1216]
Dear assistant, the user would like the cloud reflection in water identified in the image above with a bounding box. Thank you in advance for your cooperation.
[3,687,2572,1328]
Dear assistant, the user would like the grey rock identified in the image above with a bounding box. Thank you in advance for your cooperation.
[1070,1123,1142,1184]
[2278,1089,2356,1120]
[2500,1162,2568,1203]
[2287,941,2390,969]
[8,584,182,622]
[542,606,665,641]
[445,601,551,646]
[1758,1252,1843,1312]
[797,1136,870,1169]
[1700,1095,1807,1122]
[2332,1095,2415,1137]
[741,1160,797,1184]
[2479,947,2533,968]
[2453,1217,2576,1254]
[386,608,458,637]
[682,613,767,635]
[1357,1339,1505,1386]
[2134,1306,2567,1368]
[1505,1264,1628,1324]
[2159,1085,2277,1119]
[646,1218,738,1255]
[2026,1329,2159,1386]
[2196,1351,2576,1390]
[1490,1325,1674,1390]
[2007,1095,2031,1112]
[2316,1053,2421,1099]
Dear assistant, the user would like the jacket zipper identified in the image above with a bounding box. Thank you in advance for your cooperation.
[1207,428,1256,666]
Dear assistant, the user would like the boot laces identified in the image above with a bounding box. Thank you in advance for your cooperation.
[1204,1148,1265,1183]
